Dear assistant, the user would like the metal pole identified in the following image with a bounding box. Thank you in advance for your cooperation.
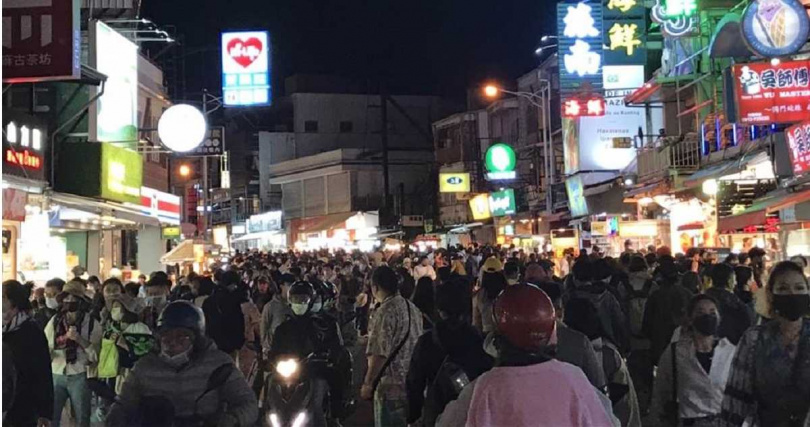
[380,91,390,208]
[202,90,209,238]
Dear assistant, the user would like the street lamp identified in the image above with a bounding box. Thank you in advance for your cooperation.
[179,164,191,177]
[484,85,499,98]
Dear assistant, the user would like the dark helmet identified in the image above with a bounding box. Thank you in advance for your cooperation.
[157,300,205,336]
[493,284,556,352]
[288,280,316,316]
[289,280,316,299]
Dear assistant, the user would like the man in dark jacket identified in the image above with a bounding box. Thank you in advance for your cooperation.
[202,270,247,357]
[704,263,753,345]
[406,280,493,426]
[3,280,54,427]
[642,256,694,364]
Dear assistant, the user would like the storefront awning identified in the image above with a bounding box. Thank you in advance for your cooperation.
[681,151,769,189]
[294,211,358,234]
[49,192,160,227]
[718,188,810,231]
[231,230,283,243]
[160,240,198,264]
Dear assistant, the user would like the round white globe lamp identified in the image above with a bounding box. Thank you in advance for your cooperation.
[158,104,207,152]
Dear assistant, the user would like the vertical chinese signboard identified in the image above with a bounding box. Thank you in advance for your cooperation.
[731,60,810,124]
[557,2,604,96]
[221,31,271,107]
[2,0,80,82]
[603,0,647,65]
[786,119,810,176]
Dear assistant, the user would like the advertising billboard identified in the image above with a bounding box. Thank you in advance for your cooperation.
[469,194,491,221]
[91,21,138,147]
[101,144,142,204]
[488,189,516,217]
[439,173,471,193]
[732,60,810,124]
[248,211,282,233]
[576,65,647,172]
[786,119,810,176]
[2,0,81,82]
[566,175,590,218]
[221,31,271,107]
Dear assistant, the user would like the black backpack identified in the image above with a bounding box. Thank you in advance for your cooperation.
[422,329,470,427]
[204,289,246,353]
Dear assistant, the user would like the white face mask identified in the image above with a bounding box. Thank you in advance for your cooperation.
[45,297,59,310]
[111,306,124,322]
[311,302,323,313]
[160,347,192,369]
[291,303,309,316]
[146,295,167,307]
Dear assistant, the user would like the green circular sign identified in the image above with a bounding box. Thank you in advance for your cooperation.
[485,143,517,176]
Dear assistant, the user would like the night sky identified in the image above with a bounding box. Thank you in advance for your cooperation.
[142,0,557,98]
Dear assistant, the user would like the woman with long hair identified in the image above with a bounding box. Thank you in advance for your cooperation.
[721,261,810,426]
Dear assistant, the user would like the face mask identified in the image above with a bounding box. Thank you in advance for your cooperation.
[45,297,59,310]
[692,314,719,336]
[160,347,192,369]
[146,295,167,307]
[772,294,810,321]
[111,307,124,322]
[291,303,309,316]
[63,301,80,313]
[311,302,323,313]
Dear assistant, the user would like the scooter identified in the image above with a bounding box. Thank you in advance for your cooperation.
[262,352,332,427]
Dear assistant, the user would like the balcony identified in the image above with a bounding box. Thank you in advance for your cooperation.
[637,138,701,183]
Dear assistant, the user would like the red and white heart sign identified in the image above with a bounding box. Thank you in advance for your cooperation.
[226,37,264,68]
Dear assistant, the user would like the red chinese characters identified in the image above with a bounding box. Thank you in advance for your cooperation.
[733,60,810,125]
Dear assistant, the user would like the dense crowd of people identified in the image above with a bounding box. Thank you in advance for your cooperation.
[2,242,810,427]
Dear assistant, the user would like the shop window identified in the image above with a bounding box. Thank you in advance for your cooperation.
[304,120,318,133]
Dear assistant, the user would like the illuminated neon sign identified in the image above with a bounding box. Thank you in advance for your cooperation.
[652,0,699,37]
[3,119,46,181]
[557,1,604,95]
[221,31,271,107]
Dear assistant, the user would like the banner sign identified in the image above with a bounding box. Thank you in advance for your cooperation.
[2,0,80,82]
[439,172,471,192]
[221,31,271,107]
[786,119,810,176]
[732,60,810,124]
[488,189,517,217]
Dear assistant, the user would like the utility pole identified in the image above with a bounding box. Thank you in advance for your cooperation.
[202,90,209,238]
[380,89,390,209]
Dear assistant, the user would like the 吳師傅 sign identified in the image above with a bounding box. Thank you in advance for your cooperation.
[2,0,81,83]
[732,60,810,124]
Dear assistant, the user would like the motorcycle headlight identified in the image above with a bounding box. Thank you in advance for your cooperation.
[268,412,281,427]
[276,358,299,379]
[292,411,307,427]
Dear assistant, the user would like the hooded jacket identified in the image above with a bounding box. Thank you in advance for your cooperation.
[107,339,258,427]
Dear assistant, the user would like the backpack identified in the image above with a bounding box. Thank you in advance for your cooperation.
[624,279,653,337]
[204,289,246,353]
[422,329,470,427]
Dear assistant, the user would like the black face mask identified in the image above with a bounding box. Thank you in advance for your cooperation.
[772,294,810,321]
[693,314,719,336]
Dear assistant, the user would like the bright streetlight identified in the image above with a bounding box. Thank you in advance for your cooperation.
[484,85,499,98]
[179,164,191,177]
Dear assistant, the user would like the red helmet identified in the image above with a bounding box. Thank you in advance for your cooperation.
[493,284,557,352]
